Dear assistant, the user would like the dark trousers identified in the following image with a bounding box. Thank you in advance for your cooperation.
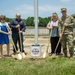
[50,37,61,54]
[12,32,24,53]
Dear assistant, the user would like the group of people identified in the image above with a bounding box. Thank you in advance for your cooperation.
[0,8,75,59]
[0,14,26,58]
[47,8,75,59]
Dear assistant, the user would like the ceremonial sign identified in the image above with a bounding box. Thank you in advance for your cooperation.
[30,45,41,56]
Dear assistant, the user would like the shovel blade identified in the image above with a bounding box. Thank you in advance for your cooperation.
[21,53,26,59]
[43,51,46,58]
[17,54,22,60]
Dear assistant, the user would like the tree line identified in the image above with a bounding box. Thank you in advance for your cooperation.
[6,16,51,27]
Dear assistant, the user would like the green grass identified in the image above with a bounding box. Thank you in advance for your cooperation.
[0,57,75,75]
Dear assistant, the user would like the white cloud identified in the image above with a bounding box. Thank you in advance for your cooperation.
[0,2,74,19]
[14,4,34,15]
[13,4,61,16]
[39,4,62,14]
[60,0,72,2]
[37,4,64,18]
[0,4,34,18]
[2,4,62,18]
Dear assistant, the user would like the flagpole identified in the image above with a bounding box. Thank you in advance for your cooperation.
[34,0,38,44]
[30,0,41,57]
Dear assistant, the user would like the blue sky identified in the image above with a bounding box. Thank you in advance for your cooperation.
[0,0,75,19]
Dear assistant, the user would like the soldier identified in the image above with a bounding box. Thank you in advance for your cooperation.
[59,8,75,58]
[71,14,75,19]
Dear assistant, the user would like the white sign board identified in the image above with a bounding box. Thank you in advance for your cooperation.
[30,45,41,56]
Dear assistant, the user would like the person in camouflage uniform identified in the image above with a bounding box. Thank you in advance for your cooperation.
[59,8,75,58]
[71,14,75,47]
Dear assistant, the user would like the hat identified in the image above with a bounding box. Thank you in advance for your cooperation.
[61,8,67,12]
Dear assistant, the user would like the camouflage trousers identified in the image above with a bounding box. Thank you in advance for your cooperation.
[61,34,74,55]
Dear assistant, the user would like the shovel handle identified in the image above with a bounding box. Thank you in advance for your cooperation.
[18,27,22,52]
[6,26,16,50]
[43,29,52,58]
[46,29,52,53]
[54,26,65,53]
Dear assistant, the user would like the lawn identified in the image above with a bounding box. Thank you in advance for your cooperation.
[0,57,75,75]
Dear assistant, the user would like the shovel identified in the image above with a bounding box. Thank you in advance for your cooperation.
[6,25,22,60]
[6,30,22,60]
[18,27,26,59]
[51,26,65,59]
[43,30,52,58]
[10,33,22,60]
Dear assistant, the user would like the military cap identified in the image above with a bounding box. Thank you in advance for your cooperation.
[61,8,67,12]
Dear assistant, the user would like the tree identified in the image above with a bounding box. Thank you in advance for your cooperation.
[5,16,51,27]
[25,17,34,26]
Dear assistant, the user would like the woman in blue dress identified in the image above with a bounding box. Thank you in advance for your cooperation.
[0,15,10,58]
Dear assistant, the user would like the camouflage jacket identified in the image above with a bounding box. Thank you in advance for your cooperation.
[59,15,75,34]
